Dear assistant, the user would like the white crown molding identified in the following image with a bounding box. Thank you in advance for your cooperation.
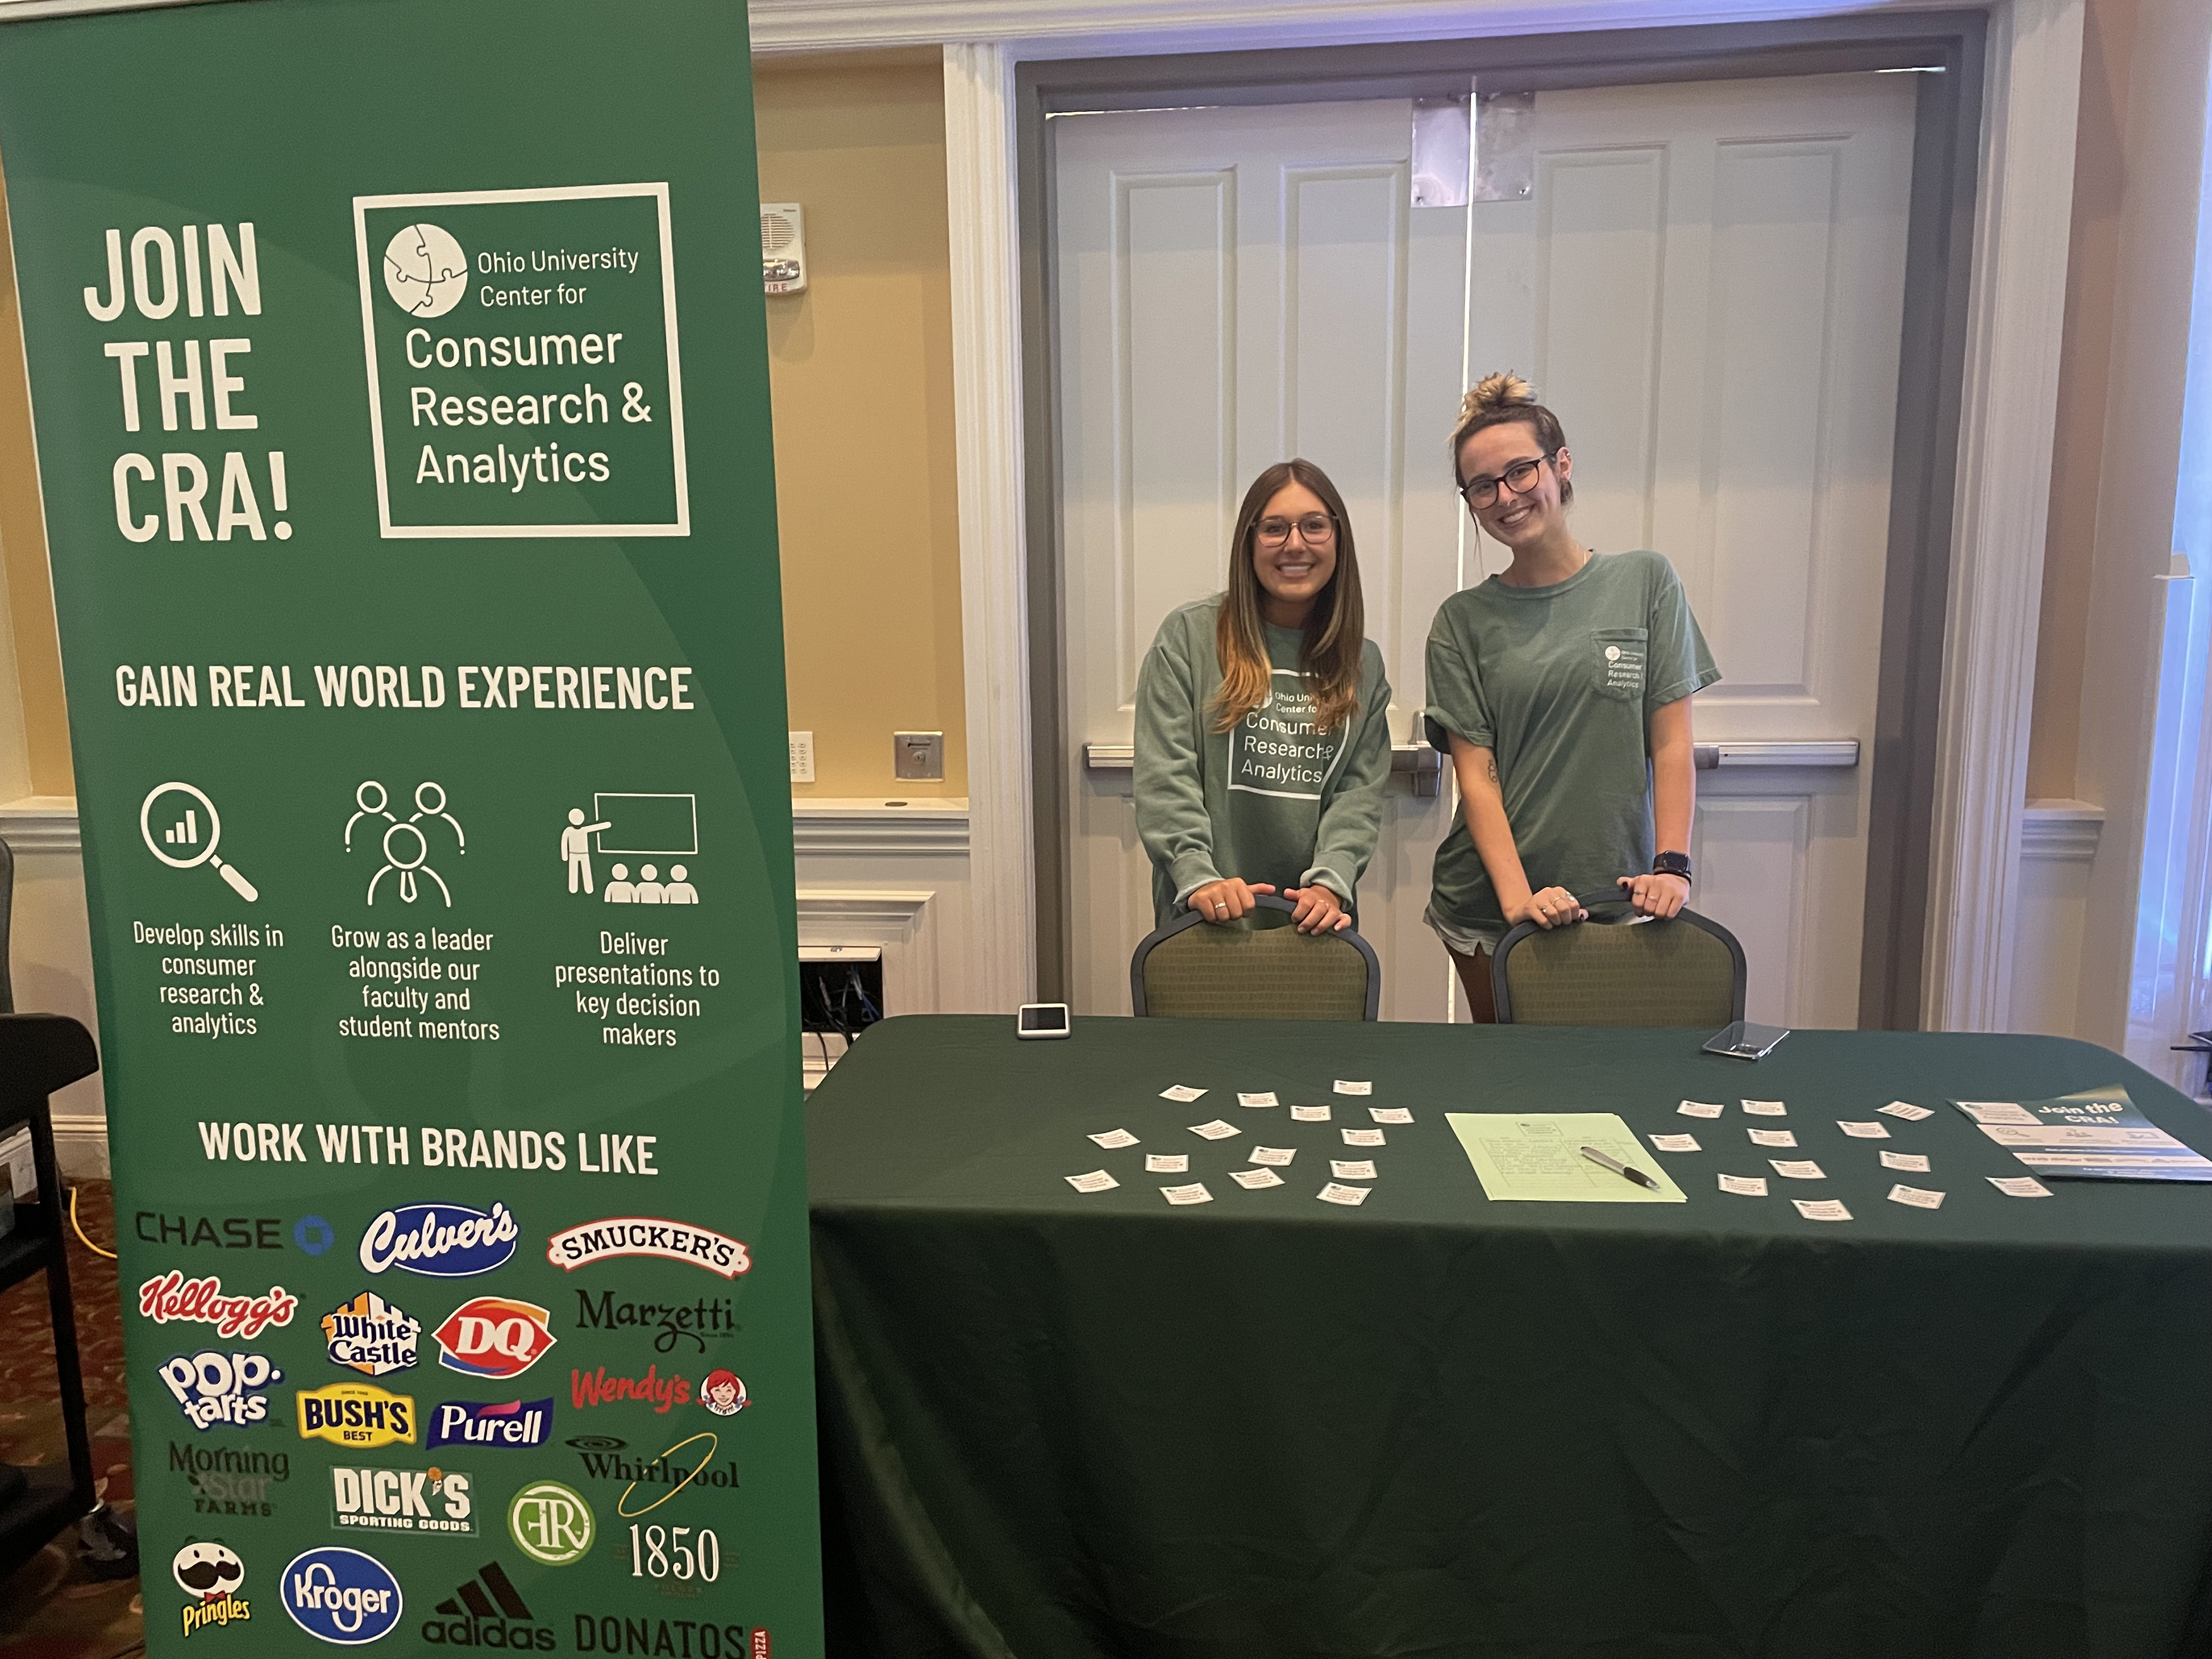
[0,795,80,856]
[2019,798,2105,861]
[793,798,970,856]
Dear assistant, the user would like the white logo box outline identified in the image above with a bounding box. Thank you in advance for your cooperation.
[351,183,691,540]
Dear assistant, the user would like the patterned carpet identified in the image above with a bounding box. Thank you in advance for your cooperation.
[0,1179,143,1658]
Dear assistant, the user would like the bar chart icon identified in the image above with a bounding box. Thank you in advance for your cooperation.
[164,808,200,848]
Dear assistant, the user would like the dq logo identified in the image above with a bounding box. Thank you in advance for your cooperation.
[507,1479,595,1566]
[358,1202,518,1278]
[159,1351,283,1431]
[281,1547,404,1645]
[173,1539,250,1639]
[297,1382,416,1449]
[435,1297,557,1379]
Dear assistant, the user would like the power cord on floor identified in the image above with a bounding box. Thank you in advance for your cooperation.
[68,1186,116,1259]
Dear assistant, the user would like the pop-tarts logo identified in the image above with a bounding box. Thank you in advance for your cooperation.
[358,1203,517,1278]
[427,1397,552,1450]
[281,1546,403,1644]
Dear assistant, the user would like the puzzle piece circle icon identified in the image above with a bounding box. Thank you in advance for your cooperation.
[383,222,470,318]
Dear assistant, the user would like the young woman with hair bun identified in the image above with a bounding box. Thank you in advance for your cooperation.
[1423,374,1720,1019]
[1134,458,1391,936]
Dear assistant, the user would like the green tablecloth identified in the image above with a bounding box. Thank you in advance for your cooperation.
[807,1015,2212,1659]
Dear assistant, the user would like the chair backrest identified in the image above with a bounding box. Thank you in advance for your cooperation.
[1491,890,1745,1027]
[1131,894,1380,1020]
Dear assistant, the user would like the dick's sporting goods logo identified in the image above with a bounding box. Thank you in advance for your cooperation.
[331,1464,475,1535]
[424,1559,554,1650]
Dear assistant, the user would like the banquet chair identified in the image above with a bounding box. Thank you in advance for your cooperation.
[1130,894,1380,1020]
[1490,889,1744,1026]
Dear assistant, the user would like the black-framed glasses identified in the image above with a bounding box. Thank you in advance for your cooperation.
[1255,513,1337,548]
[1460,451,1559,509]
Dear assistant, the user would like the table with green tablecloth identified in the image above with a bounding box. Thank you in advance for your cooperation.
[806,1014,2212,1659]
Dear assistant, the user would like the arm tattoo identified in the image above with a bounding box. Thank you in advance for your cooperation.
[1486,757,1499,786]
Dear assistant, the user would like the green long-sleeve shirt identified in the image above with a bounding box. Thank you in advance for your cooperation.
[1134,597,1392,930]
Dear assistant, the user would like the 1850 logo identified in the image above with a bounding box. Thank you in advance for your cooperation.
[322,1290,421,1376]
[360,1202,518,1277]
[427,1397,553,1450]
[331,1464,474,1536]
[435,1297,556,1378]
[281,1547,404,1645]
[173,1539,250,1639]
[296,1382,416,1449]
[161,1351,284,1431]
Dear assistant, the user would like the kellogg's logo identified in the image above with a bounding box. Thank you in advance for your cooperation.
[296,1382,416,1449]
[359,1202,518,1277]
[435,1297,557,1379]
[281,1547,404,1645]
[160,1350,284,1431]
[139,1272,298,1339]
[322,1291,422,1376]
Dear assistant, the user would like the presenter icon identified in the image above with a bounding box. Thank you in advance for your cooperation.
[561,806,612,894]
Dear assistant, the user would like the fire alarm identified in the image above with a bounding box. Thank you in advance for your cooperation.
[761,202,806,295]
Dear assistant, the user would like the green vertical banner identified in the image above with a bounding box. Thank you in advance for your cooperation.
[0,1,822,1653]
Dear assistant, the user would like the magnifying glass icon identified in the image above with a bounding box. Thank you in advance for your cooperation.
[139,782,259,902]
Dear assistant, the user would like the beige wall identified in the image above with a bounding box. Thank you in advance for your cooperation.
[757,51,967,800]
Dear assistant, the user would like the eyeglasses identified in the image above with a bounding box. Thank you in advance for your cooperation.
[1460,451,1558,509]
[1255,513,1337,548]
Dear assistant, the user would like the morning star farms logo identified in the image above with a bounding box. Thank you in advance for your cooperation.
[173,1539,250,1638]
[322,1290,422,1376]
[160,1350,284,1430]
[547,1218,749,1279]
[281,1547,404,1645]
[296,1382,416,1449]
[360,1202,518,1277]
[574,1287,735,1354]
[139,1272,298,1339]
[171,1442,289,1517]
[427,1397,554,1450]
[435,1297,557,1379]
[331,1464,475,1536]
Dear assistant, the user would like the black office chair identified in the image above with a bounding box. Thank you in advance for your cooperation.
[1131,894,1381,1020]
[1491,889,1746,1026]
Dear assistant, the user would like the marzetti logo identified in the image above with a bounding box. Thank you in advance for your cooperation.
[281,1547,404,1646]
[547,1218,749,1279]
[360,1203,518,1277]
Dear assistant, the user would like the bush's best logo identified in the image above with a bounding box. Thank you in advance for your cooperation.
[360,1202,518,1277]
[384,224,469,319]
[139,1272,298,1339]
[171,1442,289,1517]
[507,1479,594,1566]
[435,1296,557,1379]
[174,1538,250,1638]
[547,1218,749,1279]
[331,1465,474,1536]
[281,1546,404,1645]
[425,1560,554,1650]
[428,1397,553,1450]
[297,1382,416,1449]
[322,1291,422,1376]
[161,1350,284,1431]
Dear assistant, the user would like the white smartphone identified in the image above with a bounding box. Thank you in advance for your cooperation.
[1703,1020,1790,1060]
[1016,1003,1071,1040]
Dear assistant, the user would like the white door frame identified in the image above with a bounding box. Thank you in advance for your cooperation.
[752,0,2084,1032]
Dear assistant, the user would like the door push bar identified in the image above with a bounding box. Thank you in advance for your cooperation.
[1083,738,1859,796]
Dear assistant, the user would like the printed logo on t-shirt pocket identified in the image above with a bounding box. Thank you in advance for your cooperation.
[1593,628,1647,702]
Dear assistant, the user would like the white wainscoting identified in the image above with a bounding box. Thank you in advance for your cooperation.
[2008,799,2105,1039]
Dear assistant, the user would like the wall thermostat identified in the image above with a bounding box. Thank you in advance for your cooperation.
[761,202,806,295]
[1016,1003,1070,1040]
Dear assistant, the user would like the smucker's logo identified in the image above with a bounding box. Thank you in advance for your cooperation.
[138,1272,298,1339]
[546,1218,749,1279]
[322,1290,422,1376]
[360,1202,518,1277]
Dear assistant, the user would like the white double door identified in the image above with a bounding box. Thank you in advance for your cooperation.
[1054,73,1917,1026]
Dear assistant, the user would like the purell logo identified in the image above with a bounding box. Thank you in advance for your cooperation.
[331,1465,474,1536]
[322,1290,422,1376]
[360,1201,518,1277]
[160,1350,284,1431]
[571,1363,690,1414]
[434,1297,556,1379]
[138,1272,298,1339]
[427,1397,554,1450]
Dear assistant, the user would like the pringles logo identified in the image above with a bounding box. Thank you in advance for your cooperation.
[546,1218,749,1279]
[321,1290,421,1376]
[173,1539,250,1638]
[435,1297,556,1379]
[296,1382,416,1449]
[359,1202,518,1277]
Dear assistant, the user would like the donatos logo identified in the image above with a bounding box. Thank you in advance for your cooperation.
[507,1479,594,1566]
[281,1547,404,1645]
[297,1382,416,1449]
[435,1297,556,1379]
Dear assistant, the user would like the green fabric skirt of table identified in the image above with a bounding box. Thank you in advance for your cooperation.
[807,1015,2212,1659]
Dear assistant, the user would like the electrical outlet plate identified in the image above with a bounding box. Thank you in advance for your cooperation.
[789,730,815,784]
[893,731,944,781]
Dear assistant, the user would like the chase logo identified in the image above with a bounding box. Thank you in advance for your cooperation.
[359,1203,518,1277]
[281,1547,404,1645]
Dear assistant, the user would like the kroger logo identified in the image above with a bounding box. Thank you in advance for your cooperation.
[281,1547,404,1645]
[435,1297,556,1380]
[358,1203,518,1278]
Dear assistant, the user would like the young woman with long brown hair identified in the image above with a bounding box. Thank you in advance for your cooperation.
[1134,458,1390,935]
[1424,374,1720,1018]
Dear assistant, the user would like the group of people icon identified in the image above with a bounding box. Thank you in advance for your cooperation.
[349,781,465,906]
[604,863,698,904]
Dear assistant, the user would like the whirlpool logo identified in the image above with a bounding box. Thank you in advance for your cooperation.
[281,1547,403,1645]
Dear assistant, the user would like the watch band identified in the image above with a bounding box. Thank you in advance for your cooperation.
[1651,849,1692,884]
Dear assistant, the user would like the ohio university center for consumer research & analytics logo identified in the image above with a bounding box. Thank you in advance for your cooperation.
[382,224,470,318]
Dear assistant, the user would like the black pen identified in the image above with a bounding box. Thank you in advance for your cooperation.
[1581,1145,1660,1190]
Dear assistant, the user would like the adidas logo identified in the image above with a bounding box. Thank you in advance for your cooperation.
[422,1560,554,1650]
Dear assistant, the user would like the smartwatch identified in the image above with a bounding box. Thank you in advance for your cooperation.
[1651,849,1692,885]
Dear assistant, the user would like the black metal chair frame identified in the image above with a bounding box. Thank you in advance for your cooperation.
[1130,893,1382,1020]
[1490,888,1747,1025]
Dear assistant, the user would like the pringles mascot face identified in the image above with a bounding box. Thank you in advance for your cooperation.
[173,1538,244,1600]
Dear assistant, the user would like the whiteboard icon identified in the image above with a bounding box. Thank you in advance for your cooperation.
[592,793,698,856]
[140,782,258,902]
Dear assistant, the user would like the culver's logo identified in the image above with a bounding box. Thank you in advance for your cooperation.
[360,1203,518,1278]
[281,1547,403,1645]
[435,1297,556,1379]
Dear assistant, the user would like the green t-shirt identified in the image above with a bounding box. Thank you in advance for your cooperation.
[1134,597,1392,929]
[1423,550,1720,946]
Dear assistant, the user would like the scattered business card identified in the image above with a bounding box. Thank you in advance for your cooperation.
[1748,1128,1797,1148]
[1887,1184,1945,1210]
[1988,1175,2053,1198]
[1290,1105,1332,1122]
[1878,1101,1935,1122]
[1250,1146,1296,1167]
[1160,1182,1213,1205]
[1230,1167,1284,1190]
[1064,1170,1118,1193]
[1838,1121,1891,1139]
[1370,1107,1414,1124]
[1334,1080,1372,1096]
[1318,1181,1370,1206]
[1880,1150,1930,1172]
[1718,1173,1768,1197]
[1793,1198,1852,1222]
[1330,1160,1377,1181]
[1237,1091,1279,1109]
[1145,1153,1188,1174]
[1678,1100,1725,1118]
[1770,1159,1825,1179]
[1743,1100,1789,1117]
[1651,1134,1701,1153]
[1188,1119,1240,1140]
[1341,1127,1385,1146]
[1088,1128,1139,1149]
[1160,1085,1208,1103]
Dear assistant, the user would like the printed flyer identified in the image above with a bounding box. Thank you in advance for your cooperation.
[0,0,822,1651]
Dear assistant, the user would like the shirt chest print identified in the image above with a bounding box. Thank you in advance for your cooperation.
[1228,670,1343,800]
